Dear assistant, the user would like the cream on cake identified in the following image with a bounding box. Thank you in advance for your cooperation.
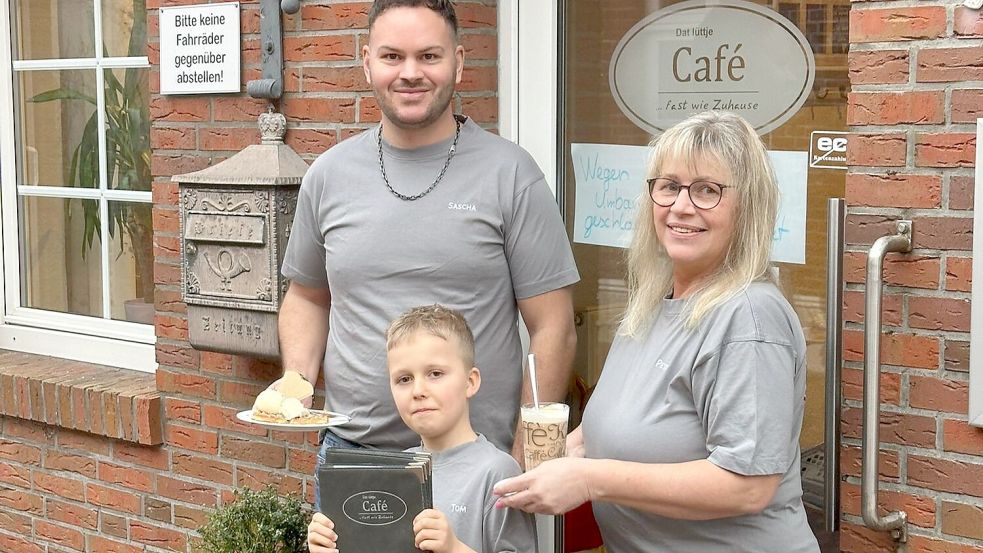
[250,373,328,425]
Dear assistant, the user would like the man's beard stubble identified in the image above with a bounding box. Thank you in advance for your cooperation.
[376,78,456,130]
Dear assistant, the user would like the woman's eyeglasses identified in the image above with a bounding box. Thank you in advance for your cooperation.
[647,177,729,210]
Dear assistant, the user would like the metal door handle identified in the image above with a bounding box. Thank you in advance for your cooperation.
[862,219,913,542]
[824,198,845,533]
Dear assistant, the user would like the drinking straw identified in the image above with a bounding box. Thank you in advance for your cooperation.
[527,353,540,409]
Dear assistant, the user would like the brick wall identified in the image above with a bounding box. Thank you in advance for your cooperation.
[842,2,983,551]
[0,1,498,551]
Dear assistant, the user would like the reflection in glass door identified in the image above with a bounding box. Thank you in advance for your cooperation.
[560,1,848,550]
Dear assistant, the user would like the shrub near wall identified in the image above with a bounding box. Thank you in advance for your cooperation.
[842,2,983,551]
[0,2,498,552]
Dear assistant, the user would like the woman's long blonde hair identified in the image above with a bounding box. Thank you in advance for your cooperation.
[621,111,779,335]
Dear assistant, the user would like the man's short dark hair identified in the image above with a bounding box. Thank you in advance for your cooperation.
[368,0,459,38]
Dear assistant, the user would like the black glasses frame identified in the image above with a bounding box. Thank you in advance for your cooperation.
[646,177,730,210]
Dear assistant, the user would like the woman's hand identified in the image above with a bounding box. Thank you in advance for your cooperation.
[413,509,474,553]
[492,457,593,515]
[307,513,338,553]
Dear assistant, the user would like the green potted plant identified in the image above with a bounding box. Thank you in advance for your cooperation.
[28,0,153,323]
[196,485,311,553]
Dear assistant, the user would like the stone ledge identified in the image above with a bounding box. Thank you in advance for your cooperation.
[0,350,162,445]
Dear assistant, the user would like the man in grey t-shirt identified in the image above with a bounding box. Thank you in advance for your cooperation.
[275,0,579,460]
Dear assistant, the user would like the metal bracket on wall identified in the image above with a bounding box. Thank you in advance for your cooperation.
[246,0,304,99]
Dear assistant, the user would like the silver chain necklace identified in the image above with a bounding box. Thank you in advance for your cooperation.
[377,117,461,201]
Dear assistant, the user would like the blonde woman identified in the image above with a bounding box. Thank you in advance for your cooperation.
[494,112,820,552]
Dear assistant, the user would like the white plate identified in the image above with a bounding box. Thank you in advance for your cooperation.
[236,409,351,431]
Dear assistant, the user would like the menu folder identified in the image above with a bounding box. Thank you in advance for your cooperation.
[318,449,433,553]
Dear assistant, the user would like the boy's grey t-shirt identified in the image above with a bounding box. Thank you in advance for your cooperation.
[581,282,820,553]
[282,117,579,450]
[408,435,536,553]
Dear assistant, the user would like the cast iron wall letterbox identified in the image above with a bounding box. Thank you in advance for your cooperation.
[174,111,308,359]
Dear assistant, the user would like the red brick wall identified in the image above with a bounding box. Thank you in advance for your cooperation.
[0,1,498,551]
[843,2,983,551]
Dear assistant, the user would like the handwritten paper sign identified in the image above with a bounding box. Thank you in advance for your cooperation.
[160,2,240,95]
[769,151,807,264]
[570,143,807,264]
[570,143,647,249]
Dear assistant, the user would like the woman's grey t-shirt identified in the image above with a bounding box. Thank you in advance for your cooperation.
[408,435,536,553]
[581,282,819,552]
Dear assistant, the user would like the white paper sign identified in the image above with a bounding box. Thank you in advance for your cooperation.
[570,143,647,249]
[570,143,808,264]
[769,151,808,264]
[160,2,240,95]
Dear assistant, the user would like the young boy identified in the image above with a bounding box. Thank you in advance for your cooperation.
[307,305,537,553]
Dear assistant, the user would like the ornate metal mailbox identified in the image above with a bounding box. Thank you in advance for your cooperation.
[174,111,308,359]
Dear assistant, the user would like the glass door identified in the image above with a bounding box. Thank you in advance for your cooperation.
[559,1,848,549]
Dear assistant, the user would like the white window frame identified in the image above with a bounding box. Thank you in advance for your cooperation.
[0,0,156,372]
[969,117,983,428]
[498,0,559,198]
[499,4,562,553]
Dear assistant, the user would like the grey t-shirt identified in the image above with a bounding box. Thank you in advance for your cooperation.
[282,116,579,450]
[581,282,819,553]
[408,435,536,553]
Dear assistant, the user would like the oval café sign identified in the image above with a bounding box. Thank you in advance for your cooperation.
[609,0,816,136]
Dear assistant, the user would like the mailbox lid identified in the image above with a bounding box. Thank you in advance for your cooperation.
[172,143,309,186]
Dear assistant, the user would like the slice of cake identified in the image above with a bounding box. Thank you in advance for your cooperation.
[250,374,329,425]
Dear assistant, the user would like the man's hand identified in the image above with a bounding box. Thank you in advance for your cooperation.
[267,370,314,408]
[307,512,338,553]
[413,509,474,553]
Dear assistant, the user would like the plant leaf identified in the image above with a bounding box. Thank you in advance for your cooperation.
[28,88,96,105]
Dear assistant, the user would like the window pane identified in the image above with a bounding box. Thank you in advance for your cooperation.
[108,201,153,324]
[831,4,850,55]
[19,196,103,317]
[15,69,98,188]
[105,68,151,192]
[778,3,800,27]
[12,0,95,60]
[102,0,148,58]
[806,4,827,55]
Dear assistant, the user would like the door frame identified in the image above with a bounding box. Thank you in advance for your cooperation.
[500,2,845,546]
[498,0,559,198]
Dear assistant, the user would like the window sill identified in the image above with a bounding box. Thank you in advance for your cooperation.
[0,350,162,445]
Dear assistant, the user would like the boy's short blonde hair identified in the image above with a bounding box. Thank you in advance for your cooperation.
[386,305,475,368]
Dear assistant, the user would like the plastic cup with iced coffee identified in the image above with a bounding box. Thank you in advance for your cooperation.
[520,402,569,471]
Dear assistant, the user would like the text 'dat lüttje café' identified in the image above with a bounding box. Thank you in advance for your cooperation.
[609,0,815,135]
[159,2,240,95]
